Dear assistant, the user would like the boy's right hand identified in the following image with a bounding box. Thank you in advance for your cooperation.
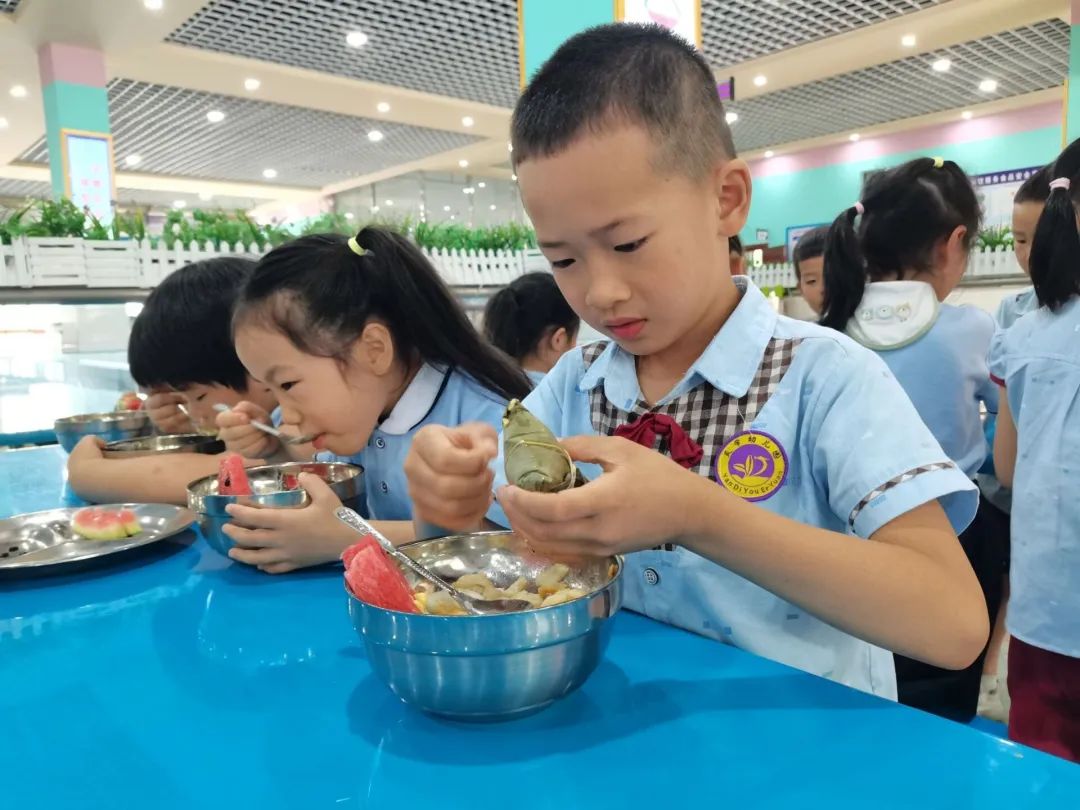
[404,423,498,531]
[144,390,194,435]
[216,401,281,459]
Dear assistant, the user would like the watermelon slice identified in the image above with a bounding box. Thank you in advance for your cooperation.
[343,540,418,613]
[114,392,143,411]
[71,507,142,541]
[281,473,300,491]
[217,453,253,496]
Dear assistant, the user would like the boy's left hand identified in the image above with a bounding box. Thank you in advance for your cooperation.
[497,435,710,557]
[222,472,353,574]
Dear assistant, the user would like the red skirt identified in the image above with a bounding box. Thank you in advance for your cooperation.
[1008,636,1080,763]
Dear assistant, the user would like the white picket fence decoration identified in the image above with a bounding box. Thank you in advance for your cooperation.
[0,239,1024,293]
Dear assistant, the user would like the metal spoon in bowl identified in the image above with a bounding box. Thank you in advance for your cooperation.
[212,403,315,446]
[335,507,531,615]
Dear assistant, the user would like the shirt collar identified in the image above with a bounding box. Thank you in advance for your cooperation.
[578,276,778,401]
[377,363,448,435]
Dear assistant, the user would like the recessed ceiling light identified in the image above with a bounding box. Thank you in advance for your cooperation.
[901,34,916,47]
[450,215,456,220]
[376,101,390,113]
[198,191,214,202]
[0,117,8,130]
[764,150,775,158]
[244,78,261,91]
[345,212,355,220]
[725,111,738,124]
[489,204,497,211]
[206,110,225,123]
[124,154,142,167]
[173,199,187,209]
[849,133,861,142]
[477,181,486,188]
[961,110,973,120]
[143,0,164,10]
[367,129,384,142]
[458,159,469,168]
[371,205,380,212]
[931,58,951,73]
[463,187,475,195]
[979,79,998,93]
[262,168,277,179]
[753,75,767,87]
[346,30,369,48]
[461,115,475,127]
[9,85,27,98]
[385,200,394,206]
[443,205,451,211]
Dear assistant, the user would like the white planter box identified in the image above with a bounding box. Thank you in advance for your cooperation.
[25,237,86,286]
[84,240,140,288]
[0,240,30,287]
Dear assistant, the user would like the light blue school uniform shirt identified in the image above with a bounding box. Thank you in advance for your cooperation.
[988,300,1080,658]
[488,277,977,698]
[525,370,546,386]
[321,364,507,520]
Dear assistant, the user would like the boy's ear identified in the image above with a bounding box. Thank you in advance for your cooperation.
[711,157,752,239]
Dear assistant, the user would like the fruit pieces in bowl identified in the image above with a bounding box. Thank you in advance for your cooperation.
[342,537,419,613]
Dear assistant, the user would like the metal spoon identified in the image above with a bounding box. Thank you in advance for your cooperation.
[212,403,315,446]
[335,507,531,615]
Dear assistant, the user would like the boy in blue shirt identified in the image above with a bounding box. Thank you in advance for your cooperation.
[404,24,988,697]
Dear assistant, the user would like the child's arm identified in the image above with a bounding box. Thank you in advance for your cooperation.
[66,436,257,505]
[499,436,988,671]
[992,388,1017,488]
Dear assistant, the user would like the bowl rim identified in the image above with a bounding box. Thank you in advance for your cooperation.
[344,530,624,619]
[54,410,151,428]
[103,433,224,451]
[186,460,365,513]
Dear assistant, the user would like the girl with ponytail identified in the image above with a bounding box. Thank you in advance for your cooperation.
[989,137,1080,762]
[821,157,1002,723]
[216,226,531,573]
[483,272,580,383]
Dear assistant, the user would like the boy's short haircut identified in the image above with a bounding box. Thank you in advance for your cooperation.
[792,226,829,279]
[511,23,736,177]
[128,257,256,391]
[1014,165,1051,204]
[729,234,743,256]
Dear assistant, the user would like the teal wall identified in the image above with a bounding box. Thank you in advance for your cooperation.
[520,0,614,80]
[742,124,1063,248]
[41,81,111,197]
[1069,24,1080,141]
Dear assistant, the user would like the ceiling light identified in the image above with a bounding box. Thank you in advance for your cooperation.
[463,187,475,195]
[458,159,469,168]
[371,205,380,212]
[376,101,390,113]
[345,212,355,220]
[244,78,261,91]
[849,133,861,142]
[124,154,142,167]
[979,79,998,93]
[931,58,951,73]
[489,204,497,211]
[262,168,277,179]
[450,215,456,220]
[477,181,486,188]
[725,111,738,124]
[508,143,513,152]
[173,199,187,209]
[901,34,916,47]
[198,191,213,202]
[206,110,225,123]
[443,205,451,211]
[753,75,767,87]
[961,110,973,120]
[143,0,164,10]
[511,173,517,181]
[764,150,774,158]
[367,129,384,142]
[461,116,475,127]
[385,200,394,206]
[346,30,369,48]
[0,117,8,130]
[9,85,27,99]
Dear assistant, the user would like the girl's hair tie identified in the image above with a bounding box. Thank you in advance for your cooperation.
[932,157,945,169]
[347,236,371,257]
[1049,177,1071,193]
[853,201,865,215]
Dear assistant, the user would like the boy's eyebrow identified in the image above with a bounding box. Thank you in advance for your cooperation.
[538,219,629,249]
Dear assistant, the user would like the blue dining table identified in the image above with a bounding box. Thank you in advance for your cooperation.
[1,446,1077,809]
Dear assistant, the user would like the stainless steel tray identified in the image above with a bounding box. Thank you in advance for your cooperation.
[0,504,196,574]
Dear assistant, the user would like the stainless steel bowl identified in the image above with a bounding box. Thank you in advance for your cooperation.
[186,461,364,556]
[53,411,153,453]
[102,433,226,459]
[347,531,623,721]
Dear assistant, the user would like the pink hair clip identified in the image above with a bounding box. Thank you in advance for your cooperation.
[853,201,865,215]
[1049,177,1071,192]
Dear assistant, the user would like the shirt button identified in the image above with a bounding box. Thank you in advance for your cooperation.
[375,437,386,449]
[643,568,660,586]
[379,481,389,494]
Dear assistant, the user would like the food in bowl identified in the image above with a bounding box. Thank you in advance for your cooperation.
[71,506,141,540]
[413,564,586,614]
[217,453,254,496]
[114,391,144,411]
[343,537,419,613]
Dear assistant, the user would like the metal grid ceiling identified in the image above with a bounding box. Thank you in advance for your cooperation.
[0,0,22,13]
[0,178,264,212]
[18,79,482,187]
[167,0,521,108]
[729,20,1069,152]
[703,0,941,67]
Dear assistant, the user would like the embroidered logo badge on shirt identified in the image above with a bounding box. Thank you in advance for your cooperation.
[716,430,788,501]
